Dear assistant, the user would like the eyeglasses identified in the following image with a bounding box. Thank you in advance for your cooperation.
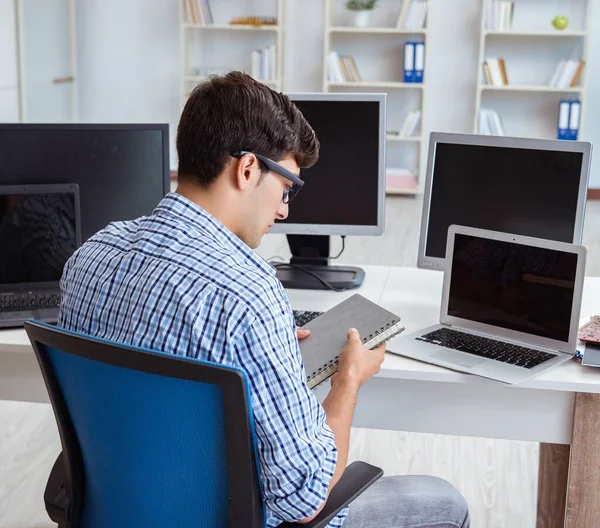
[232,151,304,204]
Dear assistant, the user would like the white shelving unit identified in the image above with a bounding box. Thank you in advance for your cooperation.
[322,0,428,196]
[179,0,284,110]
[474,0,592,140]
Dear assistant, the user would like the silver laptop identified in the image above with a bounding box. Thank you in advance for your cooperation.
[0,184,82,328]
[391,225,587,384]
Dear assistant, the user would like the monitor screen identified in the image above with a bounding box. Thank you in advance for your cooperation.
[420,136,589,268]
[0,125,169,241]
[0,189,79,285]
[272,95,385,235]
[448,233,578,342]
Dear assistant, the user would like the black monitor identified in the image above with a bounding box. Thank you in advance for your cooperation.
[270,93,386,290]
[418,132,592,271]
[0,124,170,242]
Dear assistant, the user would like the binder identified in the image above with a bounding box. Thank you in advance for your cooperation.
[568,100,581,141]
[414,41,425,83]
[557,100,570,140]
[404,41,415,83]
[299,294,405,389]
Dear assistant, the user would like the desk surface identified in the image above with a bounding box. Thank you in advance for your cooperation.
[286,265,600,395]
[2,265,600,403]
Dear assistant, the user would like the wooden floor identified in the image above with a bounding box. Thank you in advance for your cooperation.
[1,197,598,528]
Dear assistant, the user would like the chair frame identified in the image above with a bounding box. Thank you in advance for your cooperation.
[25,320,383,528]
[25,320,264,527]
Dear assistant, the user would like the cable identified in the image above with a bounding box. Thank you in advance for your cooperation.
[271,262,349,292]
[267,236,348,292]
[330,236,346,260]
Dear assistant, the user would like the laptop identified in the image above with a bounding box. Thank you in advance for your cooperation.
[0,184,82,328]
[390,225,587,384]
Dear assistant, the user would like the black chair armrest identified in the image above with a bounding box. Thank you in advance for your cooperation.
[279,461,383,528]
[44,452,69,525]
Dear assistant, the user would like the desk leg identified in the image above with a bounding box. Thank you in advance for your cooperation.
[564,392,600,527]
[537,443,569,528]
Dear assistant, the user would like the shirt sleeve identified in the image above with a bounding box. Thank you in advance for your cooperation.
[233,303,338,524]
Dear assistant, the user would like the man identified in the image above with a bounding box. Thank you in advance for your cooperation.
[59,71,470,527]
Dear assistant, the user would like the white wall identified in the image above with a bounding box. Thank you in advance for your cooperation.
[75,0,600,187]
[0,0,20,122]
[76,0,180,163]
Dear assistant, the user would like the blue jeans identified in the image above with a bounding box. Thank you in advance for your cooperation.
[343,475,471,527]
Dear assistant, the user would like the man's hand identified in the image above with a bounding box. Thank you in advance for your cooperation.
[296,328,311,340]
[335,328,386,389]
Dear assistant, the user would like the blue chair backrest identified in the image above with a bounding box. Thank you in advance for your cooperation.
[25,320,265,528]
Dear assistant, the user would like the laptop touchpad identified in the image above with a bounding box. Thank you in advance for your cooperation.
[430,349,486,369]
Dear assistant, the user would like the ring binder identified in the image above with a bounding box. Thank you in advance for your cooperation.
[299,295,405,389]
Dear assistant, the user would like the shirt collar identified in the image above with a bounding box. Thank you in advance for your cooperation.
[153,192,276,276]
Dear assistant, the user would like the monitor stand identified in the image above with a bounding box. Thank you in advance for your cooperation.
[274,235,365,290]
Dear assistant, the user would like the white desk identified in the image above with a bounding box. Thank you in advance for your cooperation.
[2,265,600,526]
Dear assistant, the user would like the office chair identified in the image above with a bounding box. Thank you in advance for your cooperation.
[25,320,383,528]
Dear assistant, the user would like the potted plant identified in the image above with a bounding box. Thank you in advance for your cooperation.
[346,0,379,28]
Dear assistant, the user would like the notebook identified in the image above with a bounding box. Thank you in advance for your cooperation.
[299,294,405,389]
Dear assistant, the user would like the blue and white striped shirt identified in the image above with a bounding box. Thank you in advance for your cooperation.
[58,192,346,527]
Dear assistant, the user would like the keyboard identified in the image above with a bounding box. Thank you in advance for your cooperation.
[293,310,324,327]
[416,327,556,369]
[0,292,61,311]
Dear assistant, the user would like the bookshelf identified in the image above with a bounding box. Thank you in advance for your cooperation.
[474,0,592,140]
[322,0,428,196]
[179,0,285,110]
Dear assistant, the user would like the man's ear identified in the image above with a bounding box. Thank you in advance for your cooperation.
[234,153,261,191]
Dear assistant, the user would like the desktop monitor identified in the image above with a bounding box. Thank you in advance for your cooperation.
[0,124,170,242]
[270,92,386,290]
[418,132,591,271]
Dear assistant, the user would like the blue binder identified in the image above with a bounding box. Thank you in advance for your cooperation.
[404,42,415,83]
[568,100,581,141]
[557,100,570,140]
[414,42,425,83]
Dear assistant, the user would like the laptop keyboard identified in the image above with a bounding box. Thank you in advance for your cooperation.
[0,292,61,311]
[293,310,324,327]
[416,328,557,369]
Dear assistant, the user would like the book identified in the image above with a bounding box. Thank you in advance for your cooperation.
[299,294,405,389]
[581,341,600,367]
[578,316,600,344]
[386,168,418,191]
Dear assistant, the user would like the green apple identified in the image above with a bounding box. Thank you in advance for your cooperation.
[552,16,570,30]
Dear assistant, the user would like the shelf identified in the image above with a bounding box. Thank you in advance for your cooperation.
[183,23,281,32]
[386,135,421,142]
[480,85,583,93]
[327,81,423,89]
[329,26,427,35]
[484,29,587,38]
[386,188,420,196]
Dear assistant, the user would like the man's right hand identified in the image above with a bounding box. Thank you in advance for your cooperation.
[334,328,386,389]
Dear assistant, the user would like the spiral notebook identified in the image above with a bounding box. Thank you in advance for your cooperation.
[299,294,405,389]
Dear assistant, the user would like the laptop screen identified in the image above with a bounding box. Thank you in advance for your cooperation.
[0,189,79,286]
[448,233,578,343]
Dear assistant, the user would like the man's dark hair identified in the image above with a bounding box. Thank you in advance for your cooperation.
[176,71,320,186]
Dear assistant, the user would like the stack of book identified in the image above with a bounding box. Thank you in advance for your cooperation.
[250,45,277,81]
[482,57,509,86]
[396,0,428,29]
[386,168,418,191]
[398,110,421,137]
[549,60,586,89]
[185,0,213,24]
[327,51,361,82]
[479,109,505,136]
[486,0,514,30]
